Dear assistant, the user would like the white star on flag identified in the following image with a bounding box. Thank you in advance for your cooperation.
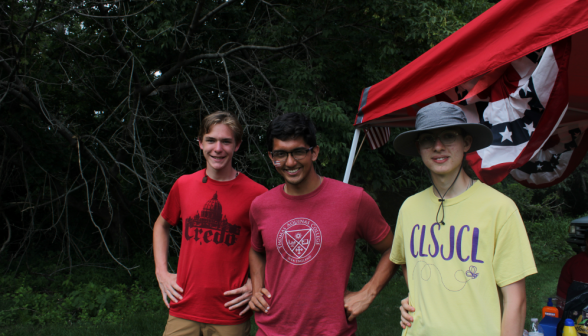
[537,163,543,171]
[524,122,535,136]
[499,126,513,143]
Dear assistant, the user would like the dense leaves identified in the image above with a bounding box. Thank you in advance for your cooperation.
[0,0,495,269]
[0,1,585,330]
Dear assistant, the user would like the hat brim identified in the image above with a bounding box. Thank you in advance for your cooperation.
[392,123,494,157]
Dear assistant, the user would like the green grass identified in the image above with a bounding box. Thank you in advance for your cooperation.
[525,260,566,327]
[356,274,408,336]
[0,313,168,336]
[0,260,565,336]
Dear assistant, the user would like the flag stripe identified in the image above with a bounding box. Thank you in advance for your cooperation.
[365,126,391,150]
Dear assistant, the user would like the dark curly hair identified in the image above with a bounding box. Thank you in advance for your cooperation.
[266,113,317,151]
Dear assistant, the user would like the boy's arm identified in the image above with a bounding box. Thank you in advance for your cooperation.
[344,230,398,321]
[399,264,415,329]
[500,279,526,336]
[153,215,183,308]
[249,248,271,313]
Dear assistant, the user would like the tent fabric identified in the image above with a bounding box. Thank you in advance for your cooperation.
[354,0,588,187]
[354,0,588,128]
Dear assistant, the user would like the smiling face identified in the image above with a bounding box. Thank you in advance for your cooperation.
[269,137,319,188]
[417,127,472,178]
[199,123,241,175]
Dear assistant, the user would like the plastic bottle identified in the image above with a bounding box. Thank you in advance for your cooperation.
[542,298,560,318]
[563,318,578,336]
[529,318,544,336]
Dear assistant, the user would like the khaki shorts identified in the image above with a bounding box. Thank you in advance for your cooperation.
[162,315,251,336]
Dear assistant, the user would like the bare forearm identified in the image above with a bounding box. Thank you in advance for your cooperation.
[249,248,266,292]
[153,215,170,273]
[362,248,397,297]
[501,301,526,336]
[500,280,527,336]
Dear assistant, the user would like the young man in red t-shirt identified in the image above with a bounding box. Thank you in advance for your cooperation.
[248,113,397,335]
[153,111,267,336]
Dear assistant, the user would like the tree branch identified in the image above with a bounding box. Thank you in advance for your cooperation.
[0,213,11,255]
[139,31,322,96]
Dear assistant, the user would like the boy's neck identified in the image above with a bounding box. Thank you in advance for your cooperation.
[284,170,322,196]
[205,164,237,182]
[430,169,473,199]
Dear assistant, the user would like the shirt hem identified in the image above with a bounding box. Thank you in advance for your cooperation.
[161,213,177,226]
[251,242,264,253]
[389,256,406,265]
[169,311,250,325]
[496,266,538,287]
[368,225,391,246]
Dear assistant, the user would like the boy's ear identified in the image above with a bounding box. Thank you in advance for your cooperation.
[463,134,473,152]
[311,145,320,161]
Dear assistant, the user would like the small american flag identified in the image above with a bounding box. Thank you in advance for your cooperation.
[365,127,391,150]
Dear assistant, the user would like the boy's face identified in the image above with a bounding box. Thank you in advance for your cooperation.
[417,127,472,178]
[199,124,241,173]
[269,136,318,187]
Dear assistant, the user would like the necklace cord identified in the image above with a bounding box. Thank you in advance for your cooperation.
[431,158,464,225]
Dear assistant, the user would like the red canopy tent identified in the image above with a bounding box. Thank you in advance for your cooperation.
[343,0,588,187]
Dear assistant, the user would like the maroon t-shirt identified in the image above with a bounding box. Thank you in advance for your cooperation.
[161,169,267,324]
[557,252,588,299]
[250,178,390,336]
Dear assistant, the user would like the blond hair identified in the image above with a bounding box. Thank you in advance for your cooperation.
[198,111,243,143]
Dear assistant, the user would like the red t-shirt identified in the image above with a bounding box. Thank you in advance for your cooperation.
[161,169,267,324]
[556,252,588,299]
[250,178,391,336]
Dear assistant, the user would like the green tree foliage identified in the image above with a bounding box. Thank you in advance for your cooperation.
[0,0,493,271]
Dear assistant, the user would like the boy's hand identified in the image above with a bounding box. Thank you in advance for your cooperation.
[224,278,253,315]
[156,270,183,308]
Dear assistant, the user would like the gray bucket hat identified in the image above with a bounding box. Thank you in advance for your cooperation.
[393,102,493,157]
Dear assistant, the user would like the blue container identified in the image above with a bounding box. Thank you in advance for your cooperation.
[540,316,561,336]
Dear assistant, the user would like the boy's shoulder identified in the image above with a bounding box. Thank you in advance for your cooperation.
[401,186,433,208]
[252,184,282,204]
[174,169,205,185]
[324,177,364,195]
[471,182,518,209]
[237,173,268,195]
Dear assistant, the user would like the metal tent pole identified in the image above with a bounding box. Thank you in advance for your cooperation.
[343,128,361,184]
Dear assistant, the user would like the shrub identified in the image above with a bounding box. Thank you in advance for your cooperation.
[0,280,165,327]
[525,216,574,263]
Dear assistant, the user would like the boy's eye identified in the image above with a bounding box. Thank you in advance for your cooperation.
[419,135,435,142]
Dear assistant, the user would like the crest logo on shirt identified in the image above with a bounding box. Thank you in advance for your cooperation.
[276,218,322,265]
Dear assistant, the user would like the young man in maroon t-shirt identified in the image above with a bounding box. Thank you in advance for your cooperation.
[248,113,398,335]
[153,111,267,336]
[557,233,588,301]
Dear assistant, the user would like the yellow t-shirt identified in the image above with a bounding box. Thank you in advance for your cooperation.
[390,181,537,336]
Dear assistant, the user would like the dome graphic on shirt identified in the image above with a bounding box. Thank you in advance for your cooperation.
[184,192,240,235]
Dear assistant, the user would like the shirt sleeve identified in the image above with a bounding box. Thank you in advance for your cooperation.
[250,201,265,252]
[493,209,537,287]
[556,257,574,299]
[160,179,181,226]
[356,191,391,245]
[389,209,406,265]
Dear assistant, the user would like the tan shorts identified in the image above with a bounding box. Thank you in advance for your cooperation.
[162,315,251,336]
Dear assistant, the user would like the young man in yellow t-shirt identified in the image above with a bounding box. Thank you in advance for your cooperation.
[390,102,537,336]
